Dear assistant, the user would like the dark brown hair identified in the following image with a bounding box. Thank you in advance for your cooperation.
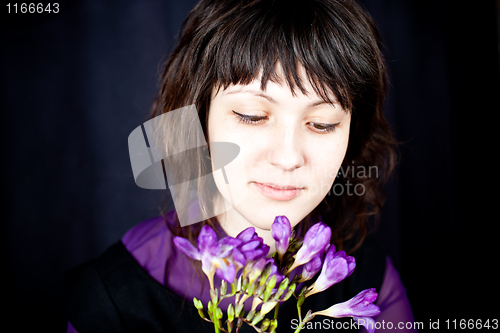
[151,0,396,253]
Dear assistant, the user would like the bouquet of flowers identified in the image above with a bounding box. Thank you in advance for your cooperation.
[173,216,380,333]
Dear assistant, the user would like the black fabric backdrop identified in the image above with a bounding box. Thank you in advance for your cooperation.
[1,0,499,331]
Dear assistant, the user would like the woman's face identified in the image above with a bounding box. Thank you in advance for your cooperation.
[208,71,351,242]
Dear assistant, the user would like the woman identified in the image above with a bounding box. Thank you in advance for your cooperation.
[64,0,416,331]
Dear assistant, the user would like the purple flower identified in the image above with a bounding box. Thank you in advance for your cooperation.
[236,227,270,262]
[299,253,323,282]
[229,247,247,271]
[312,288,380,333]
[289,222,331,272]
[271,216,291,259]
[306,246,355,297]
[219,236,246,270]
[236,227,258,243]
[173,225,240,289]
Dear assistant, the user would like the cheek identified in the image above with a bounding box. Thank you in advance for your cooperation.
[309,139,349,195]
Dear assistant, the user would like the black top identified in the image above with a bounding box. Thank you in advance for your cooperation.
[63,237,386,333]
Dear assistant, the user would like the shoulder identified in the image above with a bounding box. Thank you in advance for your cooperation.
[372,257,417,331]
[121,212,176,284]
[122,212,176,251]
[378,257,407,306]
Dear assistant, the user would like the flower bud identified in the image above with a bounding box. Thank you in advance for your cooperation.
[289,222,331,272]
[312,289,380,333]
[271,216,292,259]
[260,319,271,331]
[260,301,278,316]
[227,303,235,322]
[306,247,356,297]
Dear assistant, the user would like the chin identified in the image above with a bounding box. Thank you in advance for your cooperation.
[239,207,307,231]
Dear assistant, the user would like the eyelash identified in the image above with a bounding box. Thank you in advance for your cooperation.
[309,122,340,133]
[233,111,267,125]
[232,110,340,133]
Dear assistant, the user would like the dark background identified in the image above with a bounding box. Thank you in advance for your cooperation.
[1,0,499,331]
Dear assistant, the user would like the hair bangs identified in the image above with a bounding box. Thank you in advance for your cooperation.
[206,0,352,111]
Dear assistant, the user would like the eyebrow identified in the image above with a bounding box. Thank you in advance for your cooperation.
[225,87,334,108]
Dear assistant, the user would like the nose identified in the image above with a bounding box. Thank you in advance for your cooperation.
[266,125,305,172]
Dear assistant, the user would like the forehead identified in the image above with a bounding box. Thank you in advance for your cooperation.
[212,64,341,108]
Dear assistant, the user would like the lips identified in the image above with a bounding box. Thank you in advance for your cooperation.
[252,182,304,201]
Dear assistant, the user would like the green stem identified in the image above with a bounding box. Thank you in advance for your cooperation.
[273,303,280,320]
[292,303,303,333]
[294,323,303,333]
[213,316,221,333]
[210,301,221,333]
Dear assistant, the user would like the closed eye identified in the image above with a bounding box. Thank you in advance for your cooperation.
[233,110,340,133]
[307,122,340,133]
[232,110,267,124]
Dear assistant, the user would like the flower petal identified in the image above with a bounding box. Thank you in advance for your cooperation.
[219,236,243,257]
[316,288,380,318]
[173,237,201,260]
[292,222,331,269]
[241,240,270,261]
[236,227,257,243]
[198,225,218,255]
[353,316,377,333]
[346,255,356,276]
[214,257,236,283]
[300,253,323,281]
[306,247,349,296]
[241,239,262,252]
[231,248,247,268]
